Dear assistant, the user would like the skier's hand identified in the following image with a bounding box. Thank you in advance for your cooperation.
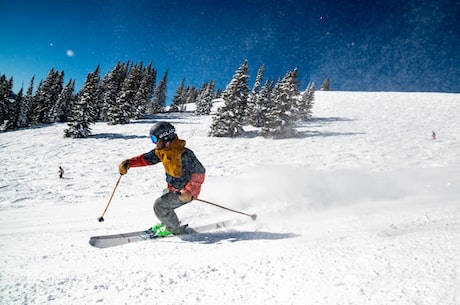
[178,190,192,203]
[118,160,130,175]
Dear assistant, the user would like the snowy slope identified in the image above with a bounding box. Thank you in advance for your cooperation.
[0,91,459,305]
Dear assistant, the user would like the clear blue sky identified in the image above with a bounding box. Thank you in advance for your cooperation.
[1,0,459,100]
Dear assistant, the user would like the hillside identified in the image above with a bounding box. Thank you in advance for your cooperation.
[1,91,459,305]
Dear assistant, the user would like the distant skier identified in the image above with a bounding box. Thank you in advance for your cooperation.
[432,131,436,140]
[118,122,205,236]
[58,166,64,179]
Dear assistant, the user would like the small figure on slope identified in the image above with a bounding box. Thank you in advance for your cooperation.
[118,122,205,236]
[58,166,64,179]
[432,131,436,140]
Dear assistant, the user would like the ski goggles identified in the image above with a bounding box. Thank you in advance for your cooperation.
[150,135,158,144]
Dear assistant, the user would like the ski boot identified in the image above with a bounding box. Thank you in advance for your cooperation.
[147,223,173,237]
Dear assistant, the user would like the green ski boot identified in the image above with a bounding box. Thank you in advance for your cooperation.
[150,223,173,237]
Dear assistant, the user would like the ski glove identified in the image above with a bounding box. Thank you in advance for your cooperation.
[178,191,193,203]
[118,160,130,175]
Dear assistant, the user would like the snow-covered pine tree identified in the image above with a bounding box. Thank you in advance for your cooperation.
[64,66,100,138]
[250,79,274,127]
[133,62,156,119]
[48,70,65,123]
[48,79,75,122]
[320,77,330,91]
[29,79,42,124]
[185,86,198,105]
[17,76,34,128]
[215,88,223,99]
[62,80,76,122]
[31,69,64,124]
[107,63,142,125]
[150,70,168,114]
[170,78,187,112]
[100,61,129,122]
[298,82,315,121]
[0,75,13,128]
[209,60,250,137]
[247,65,265,125]
[261,69,299,138]
[4,88,23,130]
[29,74,47,124]
[195,81,215,115]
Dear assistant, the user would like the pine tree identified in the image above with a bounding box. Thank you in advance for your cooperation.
[215,88,223,99]
[0,75,13,127]
[261,69,299,138]
[64,66,100,138]
[48,79,75,122]
[18,77,34,128]
[298,82,315,121]
[249,79,274,127]
[31,69,64,124]
[209,60,250,137]
[170,78,186,112]
[151,70,168,114]
[133,62,156,119]
[49,70,65,122]
[107,63,142,124]
[29,79,42,124]
[62,80,76,122]
[320,77,330,91]
[4,88,23,130]
[195,81,215,115]
[185,86,198,105]
[247,65,265,124]
[100,61,129,122]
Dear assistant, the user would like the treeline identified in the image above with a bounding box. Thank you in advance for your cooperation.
[0,61,218,137]
[1,59,317,139]
[209,60,315,138]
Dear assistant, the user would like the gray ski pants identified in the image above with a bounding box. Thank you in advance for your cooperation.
[153,190,188,234]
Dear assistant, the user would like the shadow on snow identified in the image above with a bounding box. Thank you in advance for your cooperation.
[240,116,363,139]
[178,231,300,244]
[86,115,361,140]
[89,133,148,140]
[295,130,365,138]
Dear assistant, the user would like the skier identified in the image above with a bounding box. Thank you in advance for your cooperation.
[118,122,205,236]
[432,131,436,140]
[58,166,64,179]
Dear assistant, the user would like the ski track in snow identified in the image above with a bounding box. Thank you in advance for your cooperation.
[0,91,459,305]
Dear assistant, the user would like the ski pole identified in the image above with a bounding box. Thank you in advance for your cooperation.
[195,198,257,220]
[98,174,122,222]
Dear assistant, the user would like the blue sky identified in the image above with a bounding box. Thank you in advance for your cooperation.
[1,0,459,99]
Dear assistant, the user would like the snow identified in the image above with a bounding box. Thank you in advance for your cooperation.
[1,91,459,305]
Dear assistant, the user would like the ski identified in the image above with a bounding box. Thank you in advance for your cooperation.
[89,218,248,248]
